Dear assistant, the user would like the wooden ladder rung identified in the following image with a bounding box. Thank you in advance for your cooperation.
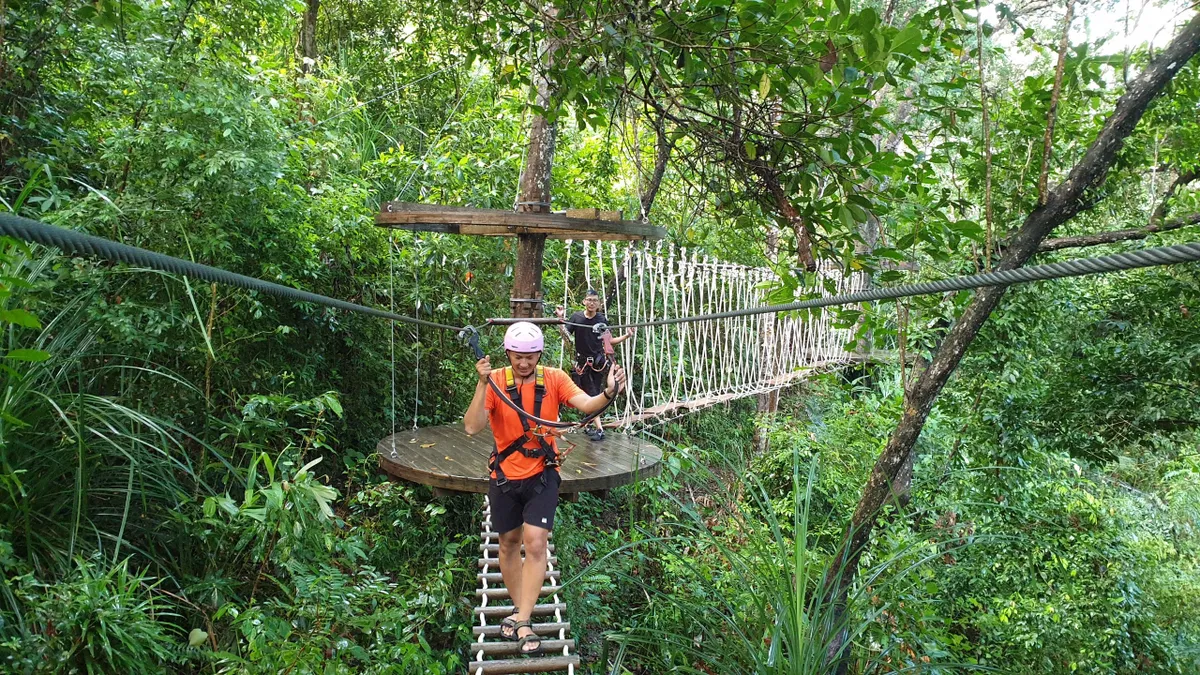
[475,602,565,617]
[480,543,555,552]
[467,654,580,674]
[476,585,561,599]
[478,570,559,583]
[473,621,569,637]
[477,556,557,567]
[470,638,575,656]
[480,530,553,539]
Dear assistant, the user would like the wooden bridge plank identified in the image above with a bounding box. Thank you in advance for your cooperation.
[476,585,562,599]
[478,571,559,583]
[467,655,580,674]
[478,557,557,567]
[470,639,575,656]
[474,602,566,617]
[473,622,569,637]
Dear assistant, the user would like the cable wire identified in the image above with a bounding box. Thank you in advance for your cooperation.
[599,242,1200,331]
[0,213,465,332]
[4,212,1199,340]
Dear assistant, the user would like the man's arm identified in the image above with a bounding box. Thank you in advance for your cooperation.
[610,327,636,346]
[463,357,492,435]
[554,305,573,343]
[567,364,627,413]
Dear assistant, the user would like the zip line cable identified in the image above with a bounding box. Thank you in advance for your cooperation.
[595,241,1200,332]
[3,212,1199,337]
[0,213,465,332]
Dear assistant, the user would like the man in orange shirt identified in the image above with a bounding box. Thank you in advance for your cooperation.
[464,321,625,655]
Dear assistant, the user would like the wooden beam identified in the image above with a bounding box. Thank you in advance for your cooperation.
[376,203,666,241]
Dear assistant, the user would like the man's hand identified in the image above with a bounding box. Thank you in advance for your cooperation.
[606,363,627,396]
[475,356,492,384]
[554,305,566,320]
[625,327,636,338]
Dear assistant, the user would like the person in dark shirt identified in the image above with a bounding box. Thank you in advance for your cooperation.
[555,289,635,440]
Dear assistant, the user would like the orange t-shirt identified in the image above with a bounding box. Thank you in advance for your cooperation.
[484,366,585,481]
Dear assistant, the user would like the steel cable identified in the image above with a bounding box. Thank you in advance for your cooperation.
[0,213,465,332]
[3,212,1198,336]
[597,241,1200,332]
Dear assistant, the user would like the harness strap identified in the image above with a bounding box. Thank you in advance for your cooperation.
[573,354,610,374]
[490,366,558,486]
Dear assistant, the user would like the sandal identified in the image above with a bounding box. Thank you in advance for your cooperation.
[499,607,521,641]
[514,620,543,656]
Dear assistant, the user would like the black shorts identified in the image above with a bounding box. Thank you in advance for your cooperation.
[571,356,610,396]
[488,469,562,534]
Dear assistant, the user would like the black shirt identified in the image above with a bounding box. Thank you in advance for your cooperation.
[567,311,609,360]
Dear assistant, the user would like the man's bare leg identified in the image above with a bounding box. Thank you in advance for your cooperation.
[498,527,525,633]
[514,524,550,650]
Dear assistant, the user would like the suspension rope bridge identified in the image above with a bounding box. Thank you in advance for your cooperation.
[4,211,1199,428]
[4,210,1198,673]
[4,213,1196,339]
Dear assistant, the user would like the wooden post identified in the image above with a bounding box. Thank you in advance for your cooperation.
[511,12,559,319]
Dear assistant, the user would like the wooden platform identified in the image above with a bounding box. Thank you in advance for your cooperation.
[377,425,662,494]
[377,202,667,241]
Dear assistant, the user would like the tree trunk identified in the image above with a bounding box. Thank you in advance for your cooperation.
[511,14,560,318]
[300,0,319,75]
[639,114,674,219]
[754,226,782,454]
[823,13,1200,669]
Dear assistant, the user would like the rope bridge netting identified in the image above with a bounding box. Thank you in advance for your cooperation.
[567,240,868,428]
[3,213,1197,433]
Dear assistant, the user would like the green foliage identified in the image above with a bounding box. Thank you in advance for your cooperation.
[1,556,183,674]
[3,0,1200,672]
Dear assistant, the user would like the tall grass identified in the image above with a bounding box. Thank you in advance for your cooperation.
[0,246,233,581]
[585,443,972,674]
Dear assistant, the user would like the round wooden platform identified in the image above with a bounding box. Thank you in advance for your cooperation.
[377,425,662,494]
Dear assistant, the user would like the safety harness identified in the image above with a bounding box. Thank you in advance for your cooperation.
[489,365,560,491]
[573,326,617,375]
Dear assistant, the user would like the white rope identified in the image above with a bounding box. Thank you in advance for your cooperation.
[560,240,572,369]
[412,235,421,430]
[565,241,865,427]
[389,234,397,441]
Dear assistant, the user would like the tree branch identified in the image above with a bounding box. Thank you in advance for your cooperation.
[1038,212,1200,251]
[1149,167,1199,225]
[824,11,1200,670]
[757,166,817,271]
[639,109,675,219]
[1037,0,1076,205]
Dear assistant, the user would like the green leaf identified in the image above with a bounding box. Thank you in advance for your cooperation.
[0,308,41,329]
[893,24,922,57]
[838,205,855,229]
[759,72,771,99]
[744,141,757,160]
[5,349,50,362]
[188,628,208,648]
